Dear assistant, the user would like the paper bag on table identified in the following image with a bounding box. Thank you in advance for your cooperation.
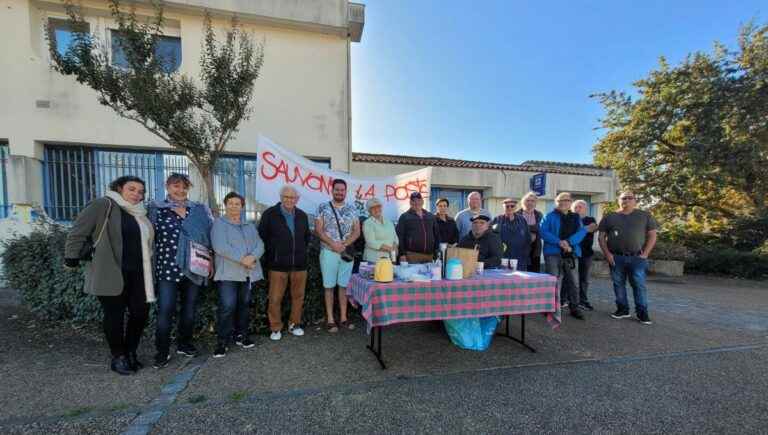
[446,246,478,279]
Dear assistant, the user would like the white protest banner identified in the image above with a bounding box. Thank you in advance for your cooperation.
[256,135,432,220]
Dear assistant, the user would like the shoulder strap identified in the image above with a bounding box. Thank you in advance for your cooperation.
[329,201,347,239]
[93,199,113,248]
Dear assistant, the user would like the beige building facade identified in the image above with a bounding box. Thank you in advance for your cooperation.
[0,0,364,219]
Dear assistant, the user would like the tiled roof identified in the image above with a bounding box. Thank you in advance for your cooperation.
[352,153,607,176]
[521,160,605,169]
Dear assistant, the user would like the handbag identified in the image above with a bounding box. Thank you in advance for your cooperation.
[79,199,113,261]
[189,240,212,276]
[329,201,355,263]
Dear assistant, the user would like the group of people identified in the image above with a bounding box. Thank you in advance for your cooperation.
[64,171,657,376]
[381,189,657,324]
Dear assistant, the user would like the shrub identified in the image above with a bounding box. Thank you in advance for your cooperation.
[1,221,332,333]
[685,248,768,280]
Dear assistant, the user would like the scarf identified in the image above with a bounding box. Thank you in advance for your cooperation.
[105,191,156,303]
[152,196,190,209]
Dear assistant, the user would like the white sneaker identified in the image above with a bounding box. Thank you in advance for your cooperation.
[269,331,282,341]
[288,323,305,337]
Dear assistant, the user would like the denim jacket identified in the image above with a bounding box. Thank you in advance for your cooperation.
[148,201,213,286]
[211,216,264,282]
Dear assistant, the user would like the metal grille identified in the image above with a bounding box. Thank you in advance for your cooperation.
[43,145,259,221]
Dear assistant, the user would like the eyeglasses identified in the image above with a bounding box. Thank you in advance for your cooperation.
[556,199,572,202]
[620,196,635,200]
[504,204,516,208]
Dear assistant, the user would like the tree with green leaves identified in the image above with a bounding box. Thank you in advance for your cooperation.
[592,22,768,233]
[47,0,264,212]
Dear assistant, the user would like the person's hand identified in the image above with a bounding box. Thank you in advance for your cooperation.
[639,252,649,259]
[63,264,79,272]
[333,241,346,254]
[587,223,598,233]
[559,240,570,250]
[208,264,215,279]
[399,255,407,263]
[240,255,256,268]
[379,244,393,252]
[605,252,615,266]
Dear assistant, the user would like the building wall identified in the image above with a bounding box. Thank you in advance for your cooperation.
[0,0,353,208]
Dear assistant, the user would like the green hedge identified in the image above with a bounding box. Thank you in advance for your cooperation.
[685,247,768,280]
[1,221,333,334]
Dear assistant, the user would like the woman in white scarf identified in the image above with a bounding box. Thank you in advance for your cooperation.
[66,175,155,376]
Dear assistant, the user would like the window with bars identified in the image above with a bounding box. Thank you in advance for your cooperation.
[43,145,259,221]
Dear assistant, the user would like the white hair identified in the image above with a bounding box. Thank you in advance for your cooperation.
[467,191,482,200]
[279,185,299,198]
[571,199,588,212]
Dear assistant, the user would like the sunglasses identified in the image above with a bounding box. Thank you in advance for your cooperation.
[620,196,635,200]
[504,203,517,208]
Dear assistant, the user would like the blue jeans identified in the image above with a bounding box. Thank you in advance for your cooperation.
[155,278,201,354]
[217,280,253,342]
[610,255,649,314]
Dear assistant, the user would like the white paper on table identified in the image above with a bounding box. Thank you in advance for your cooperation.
[511,271,538,278]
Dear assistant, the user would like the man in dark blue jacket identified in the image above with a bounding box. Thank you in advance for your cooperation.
[540,192,597,319]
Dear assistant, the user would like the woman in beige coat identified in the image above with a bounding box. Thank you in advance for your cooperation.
[64,176,155,376]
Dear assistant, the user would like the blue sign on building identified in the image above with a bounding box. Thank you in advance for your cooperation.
[529,173,546,196]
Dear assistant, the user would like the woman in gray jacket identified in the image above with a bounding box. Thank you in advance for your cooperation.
[211,192,265,358]
[64,176,155,376]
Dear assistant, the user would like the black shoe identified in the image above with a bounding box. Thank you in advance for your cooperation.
[176,343,198,357]
[127,352,143,372]
[611,308,631,319]
[111,356,133,376]
[637,311,653,325]
[235,334,255,349]
[153,353,171,369]
[213,343,227,358]
[570,309,585,320]
[579,301,595,311]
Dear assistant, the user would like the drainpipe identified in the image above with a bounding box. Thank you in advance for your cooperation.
[347,36,352,174]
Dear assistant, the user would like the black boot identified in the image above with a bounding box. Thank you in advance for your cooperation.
[127,352,143,372]
[110,355,133,376]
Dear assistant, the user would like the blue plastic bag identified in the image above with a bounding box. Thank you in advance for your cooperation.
[444,316,499,351]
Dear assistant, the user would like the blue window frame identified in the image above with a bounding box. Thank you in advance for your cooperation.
[49,18,90,58]
[111,31,182,73]
[0,144,9,218]
[43,145,258,221]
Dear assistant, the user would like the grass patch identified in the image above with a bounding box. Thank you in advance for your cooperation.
[229,390,248,402]
[109,403,131,412]
[63,406,93,418]
[188,394,208,404]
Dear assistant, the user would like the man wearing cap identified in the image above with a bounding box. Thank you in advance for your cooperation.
[396,192,439,263]
[458,214,503,269]
[455,191,491,239]
[362,197,398,263]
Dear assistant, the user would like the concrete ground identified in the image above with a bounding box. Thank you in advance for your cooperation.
[1,275,766,434]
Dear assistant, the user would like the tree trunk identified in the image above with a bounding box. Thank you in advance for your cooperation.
[191,160,219,217]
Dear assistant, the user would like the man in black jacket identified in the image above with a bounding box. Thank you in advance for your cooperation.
[458,214,503,269]
[396,192,439,263]
[257,186,311,341]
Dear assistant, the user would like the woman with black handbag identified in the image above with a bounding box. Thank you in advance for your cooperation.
[64,176,155,375]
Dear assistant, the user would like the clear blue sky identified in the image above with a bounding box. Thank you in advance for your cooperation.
[350,0,764,164]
